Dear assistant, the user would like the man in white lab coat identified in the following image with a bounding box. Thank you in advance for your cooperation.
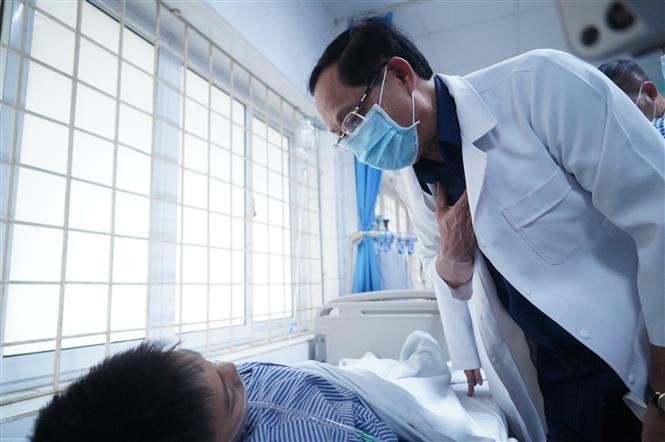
[309,18,664,442]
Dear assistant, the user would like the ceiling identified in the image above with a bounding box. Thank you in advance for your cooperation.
[316,0,663,82]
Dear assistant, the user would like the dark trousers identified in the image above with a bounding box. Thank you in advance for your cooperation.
[483,257,642,442]
[537,346,642,442]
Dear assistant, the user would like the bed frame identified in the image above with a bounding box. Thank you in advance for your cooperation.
[313,289,449,365]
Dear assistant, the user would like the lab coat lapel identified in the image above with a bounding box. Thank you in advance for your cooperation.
[437,74,496,222]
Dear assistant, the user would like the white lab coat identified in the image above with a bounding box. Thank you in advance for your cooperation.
[393,49,665,441]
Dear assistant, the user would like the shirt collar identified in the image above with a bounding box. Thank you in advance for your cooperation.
[412,75,463,194]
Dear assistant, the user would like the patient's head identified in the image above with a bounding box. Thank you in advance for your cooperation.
[31,342,247,442]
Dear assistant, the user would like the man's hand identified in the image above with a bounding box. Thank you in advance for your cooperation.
[464,368,483,397]
[434,184,477,287]
[642,403,665,441]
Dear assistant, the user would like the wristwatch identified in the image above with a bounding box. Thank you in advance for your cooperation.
[646,385,665,412]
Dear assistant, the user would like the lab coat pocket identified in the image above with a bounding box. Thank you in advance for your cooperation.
[501,167,605,265]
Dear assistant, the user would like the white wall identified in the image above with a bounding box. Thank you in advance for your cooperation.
[201,0,343,97]
[385,0,662,87]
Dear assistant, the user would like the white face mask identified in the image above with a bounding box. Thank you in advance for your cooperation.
[634,82,657,121]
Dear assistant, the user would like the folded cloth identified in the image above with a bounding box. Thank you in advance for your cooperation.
[296,331,507,441]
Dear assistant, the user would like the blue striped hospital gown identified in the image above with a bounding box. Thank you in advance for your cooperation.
[653,116,665,138]
[236,362,398,442]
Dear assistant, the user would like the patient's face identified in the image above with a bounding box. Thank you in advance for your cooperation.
[179,351,247,441]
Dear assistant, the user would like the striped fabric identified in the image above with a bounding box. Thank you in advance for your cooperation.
[653,116,665,138]
[236,362,398,442]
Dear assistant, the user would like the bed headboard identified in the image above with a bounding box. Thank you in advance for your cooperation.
[313,289,449,365]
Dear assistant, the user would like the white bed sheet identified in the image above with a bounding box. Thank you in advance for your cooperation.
[337,331,513,442]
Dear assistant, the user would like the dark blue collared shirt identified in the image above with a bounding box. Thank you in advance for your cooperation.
[412,75,612,389]
[412,76,466,204]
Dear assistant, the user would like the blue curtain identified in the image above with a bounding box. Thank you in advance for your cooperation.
[352,158,383,293]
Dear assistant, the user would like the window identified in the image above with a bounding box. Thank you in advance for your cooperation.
[375,182,426,289]
[1,0,322,405]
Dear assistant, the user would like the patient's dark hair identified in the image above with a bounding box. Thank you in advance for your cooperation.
[31,342,215,442]
[598,59,650,95]
[308,17,433,95]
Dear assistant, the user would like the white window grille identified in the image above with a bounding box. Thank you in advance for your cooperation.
[0,0,323,413]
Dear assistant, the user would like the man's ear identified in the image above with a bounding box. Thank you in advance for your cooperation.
[642,81,659,100]
[387,56,416,93]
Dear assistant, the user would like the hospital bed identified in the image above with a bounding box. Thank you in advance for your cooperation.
[313,289,512,441]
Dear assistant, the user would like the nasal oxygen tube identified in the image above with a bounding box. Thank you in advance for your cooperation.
[247,401,386,442]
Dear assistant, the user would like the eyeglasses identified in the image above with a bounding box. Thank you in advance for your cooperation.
[334,62,388,150]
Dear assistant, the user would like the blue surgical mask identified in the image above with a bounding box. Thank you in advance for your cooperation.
[661,54,665,83]
[345,66,420,171]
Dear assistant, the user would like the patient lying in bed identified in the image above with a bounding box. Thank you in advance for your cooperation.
[32,333,506,442]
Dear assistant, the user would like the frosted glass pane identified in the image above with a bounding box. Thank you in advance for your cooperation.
[209,213,231,249]
[183,134,207,173]
[231,124,244,155]
[211,86,230,117]
[268,200,283,227]
[267,127,280,146]
[118,104,153,153]
[232,99,245,125]
[116,146,150,195]
[72,130,114,186]
[20,113,68,174]
[14,167,66,226]
[114,191,150,238]
[252,254,268,284]
[182,245,206,283]
[78,38,118,96]
[63,284,107,336]
[186,69,208,106]
[31,11,75,75]
[268,144,282,173]
[183,206,207,245]
[252,222,268,253]
[111,284,147,330]
[4,284,59,342]
[75,83,116,140]
[81,1,120,53]
[66,231,110,282]
[182,170,207,209]
[269,254,284,284]
[210,146,230,182]
[231,185,244,217]
[180,284,206,326]
[113,237,149,283]
[269,226,284,256]
[9,225,62,281]
[121,61,153,113]
[209,285,231,321]
[268,170,282,200]
[210,112,230,149]
[123,29,154,74]
[25,61,72,123]
[252,165,267,195]
[209,248,231,284]
[231,154,244,186]
[232,250,244,284]
[68,180,112,233]
[252,134,267,166]
[270,285,286,318]
[232,285,245,324]
[184,98,208,139]
[231,219,244,251]
[36,0,78,28]
[253,284,268,319]
[209,178,230,214]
